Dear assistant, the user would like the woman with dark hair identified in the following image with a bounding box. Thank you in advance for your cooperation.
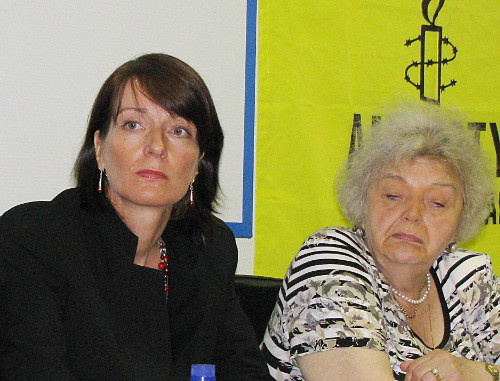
[0,53,271,380]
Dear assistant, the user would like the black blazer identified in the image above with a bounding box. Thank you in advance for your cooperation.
[0,188,272,380]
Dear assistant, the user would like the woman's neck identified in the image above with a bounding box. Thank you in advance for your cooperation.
[108,197,172,266]
[405,280,444,349]
[375,257,430,297]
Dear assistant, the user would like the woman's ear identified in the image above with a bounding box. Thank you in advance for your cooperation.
[195,152,205,177]
[94,130,103,170]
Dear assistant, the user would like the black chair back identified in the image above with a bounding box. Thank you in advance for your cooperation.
[235,275,282,343]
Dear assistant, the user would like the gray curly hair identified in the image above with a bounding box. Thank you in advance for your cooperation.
[337,102,495,244]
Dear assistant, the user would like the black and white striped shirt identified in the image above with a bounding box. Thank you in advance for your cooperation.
[261,227,499,380]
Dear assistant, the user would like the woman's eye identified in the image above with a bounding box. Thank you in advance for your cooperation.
[172,127,189,137]
[433,201,445,208]
[385,194,399,200]
[123,121,142,131]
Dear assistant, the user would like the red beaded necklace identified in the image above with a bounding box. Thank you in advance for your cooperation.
[157,238,169,300]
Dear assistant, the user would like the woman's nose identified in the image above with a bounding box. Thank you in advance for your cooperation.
[403,198,423,222]
[144,128,167,158]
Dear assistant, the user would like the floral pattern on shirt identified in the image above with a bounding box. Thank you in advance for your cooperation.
[261,227,499,381]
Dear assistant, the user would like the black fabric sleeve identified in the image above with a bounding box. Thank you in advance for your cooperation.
[0,209,77,380]
[212,223,273,381]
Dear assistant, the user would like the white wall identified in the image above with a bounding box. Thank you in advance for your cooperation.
[0,1,255,274]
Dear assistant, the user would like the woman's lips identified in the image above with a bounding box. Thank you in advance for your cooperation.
[392,232,423,244]
[136,170,168,179]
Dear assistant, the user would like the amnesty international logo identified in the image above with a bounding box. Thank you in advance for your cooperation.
[404,0,457,104]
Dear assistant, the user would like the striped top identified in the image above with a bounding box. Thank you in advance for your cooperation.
[261,227,499,380]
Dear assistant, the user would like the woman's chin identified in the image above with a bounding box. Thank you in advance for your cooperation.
[377,242,431,267]
[108,191,180,211]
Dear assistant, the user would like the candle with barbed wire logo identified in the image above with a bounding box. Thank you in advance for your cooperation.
[404,0,457,104]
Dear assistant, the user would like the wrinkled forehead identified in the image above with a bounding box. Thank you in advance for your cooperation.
[373,156,464,191]
[378,155,459,178]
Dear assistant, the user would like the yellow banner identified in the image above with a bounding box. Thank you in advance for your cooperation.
[255,0,499,277]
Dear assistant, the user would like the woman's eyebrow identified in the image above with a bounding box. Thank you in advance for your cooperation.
[117,107,147,115]
[379,174,405,182]
[379,175,458,190]
[429,183,461,195]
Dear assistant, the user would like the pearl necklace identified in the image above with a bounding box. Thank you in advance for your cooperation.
[391,273,431,304]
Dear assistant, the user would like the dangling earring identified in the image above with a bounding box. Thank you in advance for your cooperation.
[189,182,195,206]
[446,242,458,252]
[98,170,104,193]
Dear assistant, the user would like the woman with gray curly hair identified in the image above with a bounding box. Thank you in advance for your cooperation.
[262,103,499,381]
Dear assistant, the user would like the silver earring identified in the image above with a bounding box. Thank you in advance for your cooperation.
[447,242,458,252]
[98,170,104,193]
[189,182,194,206]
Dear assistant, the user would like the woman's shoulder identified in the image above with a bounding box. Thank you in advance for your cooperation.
[0,188,81,235]
[436,248,494,275]
[435,248,496,292]
[303,226,361,243]
[294,226,370,265]
[283,227,375,298]
[191,214,236,252]
[210,214,235,237]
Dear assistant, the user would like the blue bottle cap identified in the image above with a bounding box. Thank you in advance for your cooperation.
[190,364,215,380]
